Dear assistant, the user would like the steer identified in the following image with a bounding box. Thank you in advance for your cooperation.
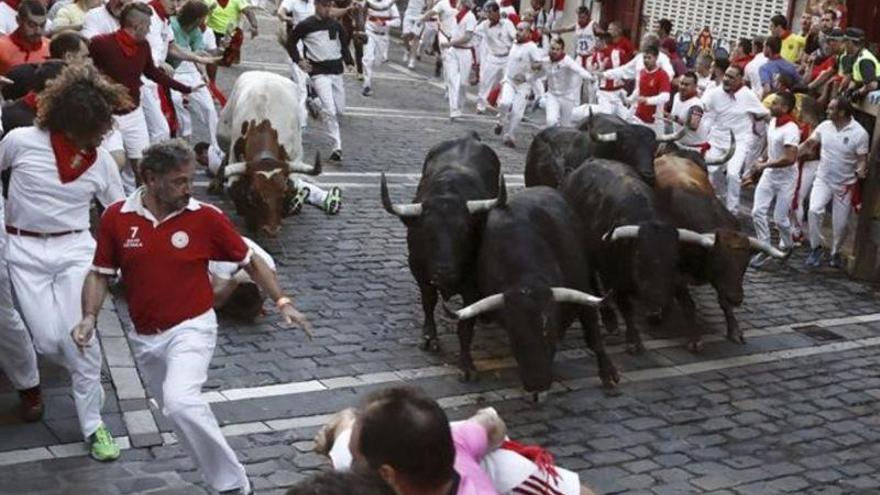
[562,158,712,353]
[452,187,619,395]
[524,111,686,188]
[381,132,505,352]
[217,71,320,237]
[654,152,787,348]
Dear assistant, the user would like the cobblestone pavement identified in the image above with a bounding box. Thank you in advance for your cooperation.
[1,14,880,495]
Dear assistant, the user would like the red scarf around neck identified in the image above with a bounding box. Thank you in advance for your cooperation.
[113,28,139,58]
[455,6,469,23]
[1,0,20,10]
[149,0,169,20]
[776,112,796,127]
[8,28,42,54]
[50,131,98,184]
[21,90,38,111]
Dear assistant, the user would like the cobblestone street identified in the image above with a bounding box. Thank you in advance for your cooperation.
[1,14,880,495]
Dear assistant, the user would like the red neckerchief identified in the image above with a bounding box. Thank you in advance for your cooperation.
[501,440,560,485]
[577,18,589,29]
[780,30,791,40]
[8,28,42,54]
[21,90,38,110]
[775,112,796,127]
[149,0,169,21]
[1,0,20,10]
[113,29,140,57]
[50,131,98,184]
[455,6,469,23]
[217,0,229,8]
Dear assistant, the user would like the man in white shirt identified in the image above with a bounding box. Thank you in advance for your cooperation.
[544,37,593,127]
[744,36,768,97]
[422,0,477,120]
[401,0,426,69]
[601,33,674,83]
[747,91,801,268]
[701,64,770,213]
[495,21,545,147]
[0,63,127,461]
[669,71,709,151]
[361,0,400,96]
[473,1,515,114]
[801,97,870,269]
[81,0,128,38]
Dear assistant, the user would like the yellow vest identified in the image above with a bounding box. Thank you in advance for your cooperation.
[853,49,880,83]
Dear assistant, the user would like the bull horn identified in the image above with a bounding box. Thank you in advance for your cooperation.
[380,172,423,217]
[603,225,639,242]
[466,175,507,213]
[705,130,737,165]
[748,237,789,259]
[455,293,505,320]
[676,229,715,248]
[287,151,322,175]
[656,123,687,143]
[225,162,246,176]
[551,288,607,307]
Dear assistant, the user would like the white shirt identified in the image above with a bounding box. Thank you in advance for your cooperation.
[209,237,275,280]
[366,2,400,35]
[146,7,174,66]
[429,0,458,43]
[546,55,593,96]
[744,52,768,97]
[404,0,426,16]
[764,118,801,180]
[603,51,674,81]
[696,73,713,95]
[450,9,476,48]
[574,21,597,56]
[671,93,708,147]
[0,3,16,35]
[701,85,769,148]
[504,41,545,85]
[81,5,119,39]
[812,119,870,187]
[280,0,315,25]
[0,127,123,232]
[474,18,515,57]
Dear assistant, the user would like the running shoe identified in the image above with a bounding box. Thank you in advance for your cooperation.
[89,424,120,462]
[323,186,342,215]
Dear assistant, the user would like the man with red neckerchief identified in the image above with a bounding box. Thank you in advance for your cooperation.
[422,0,477,120]
[770,14,805,64]
[0,0,49,75]
[89,2,196,192]
[0,62,130,462]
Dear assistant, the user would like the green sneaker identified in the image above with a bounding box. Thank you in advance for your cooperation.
[323,186,342,215]
[89,424,120,462]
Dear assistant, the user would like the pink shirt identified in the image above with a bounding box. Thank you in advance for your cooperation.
[452,421,499,495]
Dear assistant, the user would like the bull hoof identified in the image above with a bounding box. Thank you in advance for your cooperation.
[687,339,705,353]
[626,342,645,355]
[458,366,478,383]
[727,332,746,345]
[419,336,440,352]
[602,385,622,397]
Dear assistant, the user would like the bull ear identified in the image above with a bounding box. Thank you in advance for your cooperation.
[380,172,423,217]
[705,130,736,165]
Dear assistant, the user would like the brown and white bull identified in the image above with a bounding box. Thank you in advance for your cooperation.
[217,71,321,237]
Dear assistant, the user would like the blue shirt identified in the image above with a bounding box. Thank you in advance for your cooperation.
[759,57,802,90]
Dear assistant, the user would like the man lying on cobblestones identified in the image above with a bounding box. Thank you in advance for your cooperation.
[209,236,277,321]
[71,139,313,495]
[314,387,597,495]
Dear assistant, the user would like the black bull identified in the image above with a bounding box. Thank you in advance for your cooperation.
[380,133,505,354]
[451,187,620,393]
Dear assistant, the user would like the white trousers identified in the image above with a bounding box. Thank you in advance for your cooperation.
[140,80,171,144]
[808,177,853,255]
[707,134,753,213]
[544,91,578,128]
[171,65,220,150]
[477,54,506,112]
[498,81,530,140]
[751,170,798,249]
[129,310,249,493]
[363,31,389,89]
[290,63,310,128]
[442,47,472,116]
[419,22,437,52]
[595,89,629,119]
[793,160,819,237]
[106,106,151,160]
[5,232,104,439]
[312,73,344,150]
[0,226,38,391]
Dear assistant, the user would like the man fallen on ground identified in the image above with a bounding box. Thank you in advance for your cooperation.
[209,236,277,322]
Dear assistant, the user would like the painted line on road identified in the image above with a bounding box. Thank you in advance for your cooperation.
[197,312,880,404]
[4,331,880,466]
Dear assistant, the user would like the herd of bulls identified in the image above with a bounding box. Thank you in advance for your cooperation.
[381,114,789,398]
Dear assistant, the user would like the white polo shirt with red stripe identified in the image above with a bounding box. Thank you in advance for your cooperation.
[0,126,123,233]
[92,188,252,334]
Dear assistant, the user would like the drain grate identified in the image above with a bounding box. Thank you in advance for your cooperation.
[793,325,845,342]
